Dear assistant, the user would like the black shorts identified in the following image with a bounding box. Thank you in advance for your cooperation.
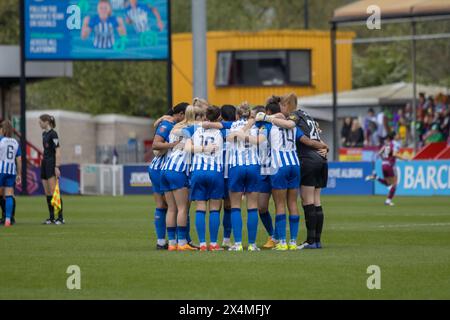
[301,160,328,189]
[41,159,56,180]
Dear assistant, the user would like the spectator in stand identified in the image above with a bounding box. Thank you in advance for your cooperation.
[376,110,388,146]
[363,108,378,146]
[341,117,353,147]
[417,114,432,147]
[425,96,435,116]
[398,117,409,147]
[440,109,450,143]
[423,114,445,144]
[347,119,365,148]
[416,93,426,124]
[393,108,404,132]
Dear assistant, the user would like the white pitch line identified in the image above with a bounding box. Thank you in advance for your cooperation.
[376,223,450,229]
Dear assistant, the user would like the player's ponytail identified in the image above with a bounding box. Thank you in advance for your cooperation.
[266,95,282,105]
[40,114,56,129]
[0,120,13,138]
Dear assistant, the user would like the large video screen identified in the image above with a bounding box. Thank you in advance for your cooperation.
[25,0,169,60]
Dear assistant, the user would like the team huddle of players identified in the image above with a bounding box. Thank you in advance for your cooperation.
[148,94,330,252]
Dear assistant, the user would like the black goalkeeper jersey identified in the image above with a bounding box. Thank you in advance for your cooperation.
[289,110,327,163]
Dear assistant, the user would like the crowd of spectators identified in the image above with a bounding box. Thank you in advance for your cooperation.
[341,92,450,149]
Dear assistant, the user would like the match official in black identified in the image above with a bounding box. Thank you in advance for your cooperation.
[39,114,64,225]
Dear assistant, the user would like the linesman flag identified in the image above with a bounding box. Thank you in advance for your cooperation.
[51,180,62,215]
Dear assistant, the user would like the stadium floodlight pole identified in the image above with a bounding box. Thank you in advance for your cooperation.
[19,0,28,195]
[167,0,173,110]
[331,22,338,161]
[192,0,208,101]
[411,21,418,154]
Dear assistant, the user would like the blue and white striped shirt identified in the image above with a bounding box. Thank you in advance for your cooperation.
[149,120,175,171]
[162,129,190,173]
[88,16,119,49]
[185,125,224,173]
[268,124,303,171]
[227,119,265,168]
[0,136,21,175]
[126,4,152,33]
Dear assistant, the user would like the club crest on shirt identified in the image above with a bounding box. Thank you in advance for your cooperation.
[289,114,298,122]
[159,126,167,133]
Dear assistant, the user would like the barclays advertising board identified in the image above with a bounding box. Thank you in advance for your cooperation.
[375,160,450,196]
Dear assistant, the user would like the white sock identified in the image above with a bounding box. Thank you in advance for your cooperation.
[223,238,231,243]
[178,239,187,246]
[169,240,177,246]
[157,239,167,246]
[210,242,217,246]
[200,242,207,247]
[235,242,242,246]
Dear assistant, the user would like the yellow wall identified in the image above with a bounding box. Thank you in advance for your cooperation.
[172,30,354,106]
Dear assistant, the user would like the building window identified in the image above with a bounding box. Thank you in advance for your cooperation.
[215,50,312,87]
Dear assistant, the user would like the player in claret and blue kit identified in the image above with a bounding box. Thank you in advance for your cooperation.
[366,132,406,206]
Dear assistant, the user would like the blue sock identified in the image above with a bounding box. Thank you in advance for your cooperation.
[289,215,300,242]
[195,211,206,243]
[223,209,232,238]
[209,210,220,243]
[5,196,13,219]
[154,208,167,240]
[247,209,259,245]
[167,227,177,242]
[186,213,192,243]
[177,226,187,242]
[275,214,287,242]
[273,214,279,240]
[259,211,274,237]
[231,208,242,243]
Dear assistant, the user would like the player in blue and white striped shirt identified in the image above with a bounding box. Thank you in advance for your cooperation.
[257,98,328,251]
[125,0,164,33]
[149,103,187,250]
[0,121,21,228]
[200,105,236,248]
[160,106,204,251]
[184,106,225,252]
[81,0,126,49]
[225,104,270,252]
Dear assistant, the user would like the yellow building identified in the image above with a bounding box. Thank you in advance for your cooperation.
[172,30,354,106]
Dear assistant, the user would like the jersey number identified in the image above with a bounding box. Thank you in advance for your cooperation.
[6,145,14,160]
[307,120,320,140]
[281,129,295,147]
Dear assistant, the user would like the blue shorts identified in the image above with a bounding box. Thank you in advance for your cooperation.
[190,171,224,201]
[228,165,260,193]
[223,179,229,199]
[148,167,164,195]
[160,170,189,193]
[258,175,272,194]
[0,174,15,188]
[271,165,301,190]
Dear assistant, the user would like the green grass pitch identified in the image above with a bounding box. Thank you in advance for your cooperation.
[0,195,449,300]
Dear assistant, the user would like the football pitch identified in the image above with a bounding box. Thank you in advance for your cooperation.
[0,195,449,300]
